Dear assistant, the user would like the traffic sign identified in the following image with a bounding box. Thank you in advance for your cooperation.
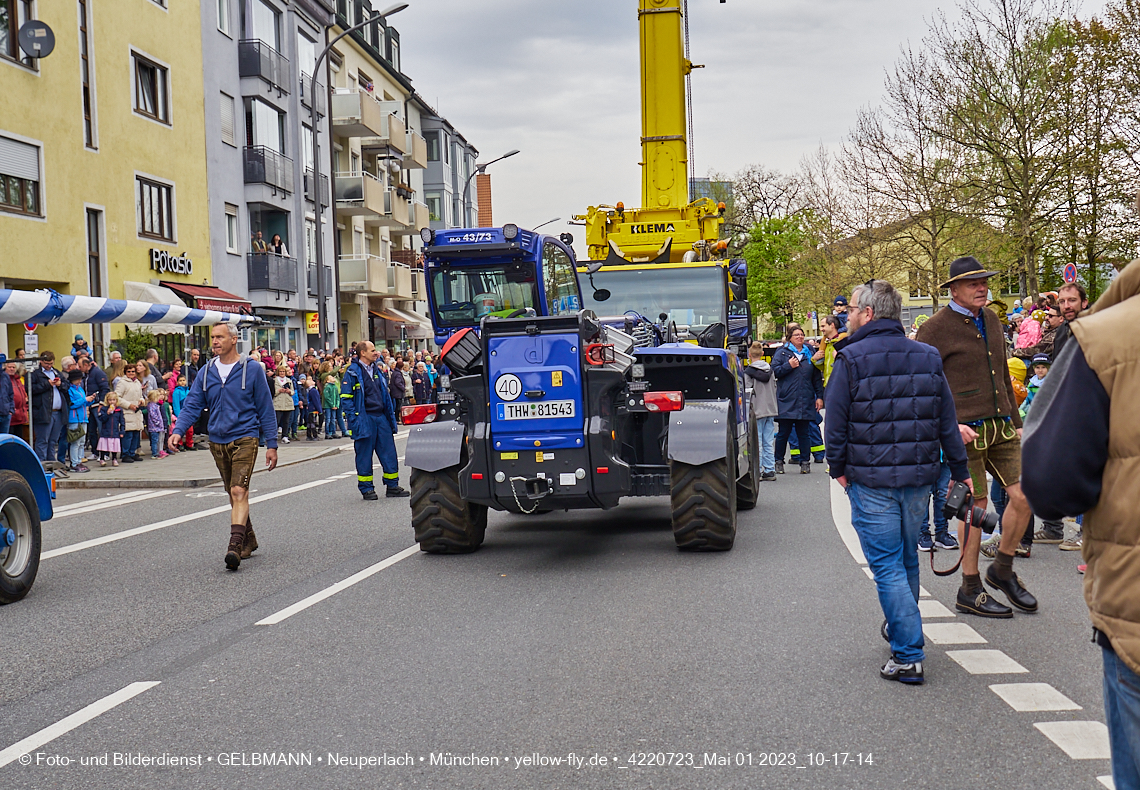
[1063,263,1078,283]
[23,323,36,332]
[24,333,38,358]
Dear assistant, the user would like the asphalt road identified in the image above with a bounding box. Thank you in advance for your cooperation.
[0,445,1115,789]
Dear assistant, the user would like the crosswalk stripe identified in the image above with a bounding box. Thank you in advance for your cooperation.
[1034,721,1111,760]
[918,599,955,618]
[946,650,1027,675]
[922,622,987,644]
[989,683,1081,712]
[1098,775,1116,789]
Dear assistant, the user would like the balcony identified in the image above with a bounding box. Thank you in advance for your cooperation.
[244,146,294,193]
[338,253,388,295]
[304,169,330,206]
[334,171,387,217]
[299,72,326,117]
[247,253,298,293]
[413,201,429,232]
[403,131,427,169]
[387,263,414,301]
[359,101,407,155]
[307,264,335,297]
[239,40,290,94]
[411,269,425,299]
[331,89,389,139]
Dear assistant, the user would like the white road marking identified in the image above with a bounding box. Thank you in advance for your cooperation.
[52,491,155,513]
[920,586,931,598]
[1033,721,1111,760]
[828,477,867,564]
[922,622,987,644]
[862,567,874,580]
[946,650,1027,675]
[1098,776,1116,789]
[990,683,1081,712]
[50,490,177,519]
[255,545,419,626]
[918,599,955,619]
[0,681,160,769]
[43,477,342,560]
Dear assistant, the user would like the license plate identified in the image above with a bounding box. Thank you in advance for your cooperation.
[498,400,576,420]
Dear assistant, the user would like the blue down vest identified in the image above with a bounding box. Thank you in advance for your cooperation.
[827,319,958,488]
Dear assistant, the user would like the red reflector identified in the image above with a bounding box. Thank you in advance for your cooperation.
[596,466,609,474]
[643,391,685,412]
[400,404,438,425]
[584,343,616,366]
[471,473,483,480]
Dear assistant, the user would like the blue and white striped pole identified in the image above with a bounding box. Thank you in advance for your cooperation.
[0,288,244,327]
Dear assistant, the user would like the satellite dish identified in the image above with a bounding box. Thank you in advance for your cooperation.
[18,20,55,59]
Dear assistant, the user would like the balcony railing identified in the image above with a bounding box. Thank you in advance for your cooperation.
[238,40,290,93]
[334,170,387,217]
[307,263,335,296]
[387,262,413,301]
[304,169,329,206]
[244,146,294,193]
[299,72,326,116]
[338,253,388,295]
[331,89,390,139]
[413,201,429,232]
[359,100,407,155]
[247,252,298,293]
[403,131,427,169]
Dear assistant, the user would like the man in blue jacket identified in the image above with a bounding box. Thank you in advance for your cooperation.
[341,341,408,500]
[0,353,13,435]
[826,280,971,685]
[172,323,278,570]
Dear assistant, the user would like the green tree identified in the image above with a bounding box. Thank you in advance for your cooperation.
[743,216,810,330]
[113,328,157,364]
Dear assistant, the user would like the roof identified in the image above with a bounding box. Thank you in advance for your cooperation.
[162,283,252,314]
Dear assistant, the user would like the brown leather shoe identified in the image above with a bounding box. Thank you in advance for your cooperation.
[225,534,244,570]
[241,528,259,560]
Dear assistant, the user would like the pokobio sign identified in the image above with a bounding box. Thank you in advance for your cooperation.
[150,249,193,276]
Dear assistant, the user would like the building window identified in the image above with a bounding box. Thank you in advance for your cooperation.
[425,193,441,222]
[350,151,359,175]
[225,203,239,252]
[132,52,170,124]
[0,135,41,216]
[305,218,316,263]
[244,0,280,50]
[136,176,173,241]
[1,0,34,68]
[220,92,236,146]
[426,132,439,162]
[387,35,400,74]
[244,97,284,152]
[78,0,97,148]
[86,207,106,358]
[216,0,231,35]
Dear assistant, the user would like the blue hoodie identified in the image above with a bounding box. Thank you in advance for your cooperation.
[174,356,278,448]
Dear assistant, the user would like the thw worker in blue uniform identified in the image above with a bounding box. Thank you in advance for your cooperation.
[341,341,409,500]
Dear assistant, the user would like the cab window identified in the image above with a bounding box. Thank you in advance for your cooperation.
[542,242,581,316]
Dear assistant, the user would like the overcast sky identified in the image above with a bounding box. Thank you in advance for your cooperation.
[395,0,1108,255]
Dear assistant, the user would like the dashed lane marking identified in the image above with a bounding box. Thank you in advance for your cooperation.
[1098,776,1116,789]
[920,586,930,598]
[990,683,1081,712]
[918,599,955,618]
[945,650,1028,675]
[51,490,178,519]
[1033,721,1111,760]
[0,682,160,769]
[922,622,987,644]
[828,478,867,564]
[255,545,420,626]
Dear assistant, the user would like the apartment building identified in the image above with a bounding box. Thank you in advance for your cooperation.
[419,105,480,232]
[201,0,338,353]
[0,0,213,361]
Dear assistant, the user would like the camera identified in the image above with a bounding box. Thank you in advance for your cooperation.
[943,481,1000,532]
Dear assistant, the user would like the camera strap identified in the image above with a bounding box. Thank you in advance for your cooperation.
[930,507,971,577]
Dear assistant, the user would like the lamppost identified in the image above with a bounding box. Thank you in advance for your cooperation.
[462,149,520,225]
[311,3,409,351]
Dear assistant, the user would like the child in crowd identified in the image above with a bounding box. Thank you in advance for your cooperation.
[322,373,342,439]
[146,389,168,458]
[95,392,125,467]
[1020,353,1050,419]
[742,342,778,481]
[171,374,194,450]
[159,388,175,453]
[272,365,295,444]
[66,369,91,473]
[305,377,322,441]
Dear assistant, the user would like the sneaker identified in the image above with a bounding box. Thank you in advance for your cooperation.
[1077,564,1086,574]
[980,535,1000,559]
[1034,529,1063,544]
[934,532,959,550]
[761,471,776,482]
[880,655,924,684]
[775,461,784,475]
[1060,532,1083,551]
[241,527,259,560]
[74,464,90,473]
[814,455,825,464]
[1015,542,1031,558]
[800,463,811,474]
[386,486,411,498]
[156,452,168,459]
[918,533,934,552]
[281,436,290,444]
[99,459,106,467]
[112,459,119,467]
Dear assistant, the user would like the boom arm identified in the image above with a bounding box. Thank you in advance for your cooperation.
[640,0,689,210]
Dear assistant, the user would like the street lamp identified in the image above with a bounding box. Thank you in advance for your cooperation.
[462,149,520,226]
[310,3,409,351]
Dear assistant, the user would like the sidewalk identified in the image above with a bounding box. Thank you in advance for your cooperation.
[55,435,354,489]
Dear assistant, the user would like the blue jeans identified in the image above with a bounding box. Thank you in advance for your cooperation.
[122,430,141,458]
[756,416,775,474]
[920,462,953,537]
[0,414,10,435]
[150,431,162,457]
[324,407,338,436]
[289,405,299,436]
[847,482,928,665]
[338,405,349,436]
[67,423,86,466]
[1103,646,1140,790]
[33,410,64,462]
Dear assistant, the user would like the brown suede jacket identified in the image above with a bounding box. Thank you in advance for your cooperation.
[916,305,1022,429]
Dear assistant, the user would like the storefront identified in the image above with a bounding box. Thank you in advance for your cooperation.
[369,307,435,352]
[162,282,253,355]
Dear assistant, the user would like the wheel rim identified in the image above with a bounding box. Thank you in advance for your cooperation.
[0,496,33,578]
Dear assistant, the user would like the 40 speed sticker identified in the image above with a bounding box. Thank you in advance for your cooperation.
[494,373,522,402]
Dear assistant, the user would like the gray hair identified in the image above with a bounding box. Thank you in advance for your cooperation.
[852,280,902,322]
[211,321,240,338]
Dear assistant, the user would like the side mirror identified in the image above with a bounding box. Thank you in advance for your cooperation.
[697,322,728,349]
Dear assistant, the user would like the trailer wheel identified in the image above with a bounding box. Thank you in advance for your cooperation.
[669,432,737,551]
[736,415,760,511]
[0,470,41,604]
[410,467,488,553]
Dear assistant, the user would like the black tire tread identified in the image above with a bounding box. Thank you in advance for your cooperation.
[669,444,736,552]
[410,467,487,554]
[736,415,760,511]
[0,469,42,605]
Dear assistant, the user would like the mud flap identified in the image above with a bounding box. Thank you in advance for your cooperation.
[404,421,466,473]
[666,400,732,466]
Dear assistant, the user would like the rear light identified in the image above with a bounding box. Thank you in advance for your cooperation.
[401,404,438,425]
[643,391,685,412]
[584,343,616,366]
[596,466,609,474]
[471,473,483,480]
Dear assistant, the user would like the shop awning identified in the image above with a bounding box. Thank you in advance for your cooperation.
[369,309,404,322]
[386,307,433,339]
[122,281,190,334]
[162,282,252,315]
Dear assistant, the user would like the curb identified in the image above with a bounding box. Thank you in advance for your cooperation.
[54,445,347,490]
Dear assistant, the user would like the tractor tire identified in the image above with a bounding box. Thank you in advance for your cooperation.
[410,467,488,554]
[0,470,41,605]
[669,433,737,551]
[736,415,760,511]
